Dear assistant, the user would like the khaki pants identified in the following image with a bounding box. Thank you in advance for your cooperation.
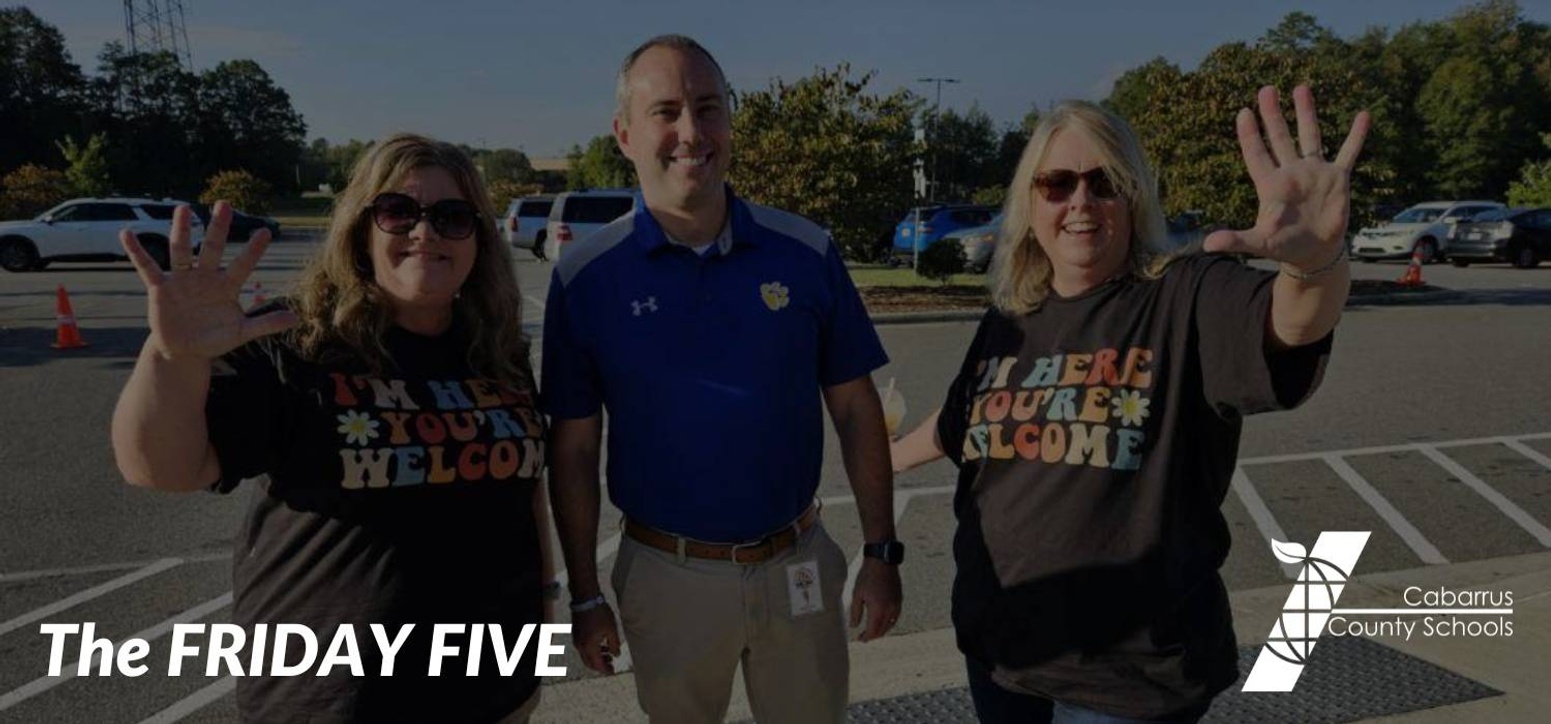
[612,522,850,724]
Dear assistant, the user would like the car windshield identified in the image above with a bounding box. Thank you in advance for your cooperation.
[1469,208,1516,222]
[1393,208,1444,223]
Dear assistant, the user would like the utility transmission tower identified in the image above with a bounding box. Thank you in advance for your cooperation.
[122,0,193,69]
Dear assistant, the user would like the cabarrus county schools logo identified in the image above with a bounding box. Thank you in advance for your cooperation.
[760,282,790,311]
[1243,531,1370,692]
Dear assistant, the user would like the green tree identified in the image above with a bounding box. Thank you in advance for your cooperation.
[55,134,111,197]
[926,105,1000,201]
[0,164,71,219]
[201,169,274,214]
[565,135,636,190]
[730,64,920,260]
[1415,1,1551,199]
[195,60,308,194]
[475,148,536,185]
[1104,58,1182,125]
[1506,134,1551,206]
[0,8,87,173]
[88,44,202,198]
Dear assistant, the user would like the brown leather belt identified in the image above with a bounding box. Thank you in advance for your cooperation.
[624,504,820,565]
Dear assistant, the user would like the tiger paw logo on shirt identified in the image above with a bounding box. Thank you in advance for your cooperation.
[760,282,790,311]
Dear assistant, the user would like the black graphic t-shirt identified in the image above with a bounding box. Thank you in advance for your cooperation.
[937,254,1331,718]
[206,318,546,723]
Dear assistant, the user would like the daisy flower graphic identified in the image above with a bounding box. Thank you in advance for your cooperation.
[336,410,380,446]
[1111,390,1151,427]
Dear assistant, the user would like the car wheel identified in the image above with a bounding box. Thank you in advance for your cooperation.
[1450,259,1470,268]
[1511,243,1539,269]
[0,237,40,272]
[1415,238,1438,264]
[139,235,171,270]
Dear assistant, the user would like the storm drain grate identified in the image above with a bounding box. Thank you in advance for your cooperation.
[812,637,1502,724]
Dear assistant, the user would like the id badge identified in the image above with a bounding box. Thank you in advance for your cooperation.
[786,560,823,616]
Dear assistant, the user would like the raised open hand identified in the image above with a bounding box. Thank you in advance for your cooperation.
[120,201,297,362]
[1203,86,1371,271]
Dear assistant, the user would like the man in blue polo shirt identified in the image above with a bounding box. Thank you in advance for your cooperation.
[542,34,903,723]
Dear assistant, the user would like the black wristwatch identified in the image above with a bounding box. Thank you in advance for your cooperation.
[863,540,906,565]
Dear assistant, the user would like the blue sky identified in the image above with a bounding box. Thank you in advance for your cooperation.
[34,1,1550,159]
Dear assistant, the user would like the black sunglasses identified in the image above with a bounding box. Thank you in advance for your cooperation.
[1033,168,1120,202]
[366,193,481,240]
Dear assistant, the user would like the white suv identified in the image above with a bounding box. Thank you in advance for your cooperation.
[1351,200,1504,264]
[0,197,203,272]
[501,195,554,259]
[544,190,636,260]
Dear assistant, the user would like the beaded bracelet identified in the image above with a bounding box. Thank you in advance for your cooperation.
[1279,246,1349,281]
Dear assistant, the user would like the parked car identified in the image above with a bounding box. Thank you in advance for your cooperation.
[188,204,281,242]
[888,204,997,266]
[940,214,1002,273]
[1166,210,1208,249]
[0,197,204,272]
[1447,207,1551,269]
[1350,200,1504,264]
[501,195,554,258]
[544,190,635,260]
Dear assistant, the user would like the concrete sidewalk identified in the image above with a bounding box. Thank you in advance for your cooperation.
[533,550,1551,723]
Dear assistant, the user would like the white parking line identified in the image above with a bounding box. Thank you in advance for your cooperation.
[1238,432,1551,466]
[524,295,546,310]
[1230,469,1299,579]
[1321,454,1448,565]
[0,552,229,584]
[138,676,235,724]
[841,486,953,610]
[1501,438,1551,472]
[1416,445,1551,547]
[0,592,232,712]
[0,558,183,637]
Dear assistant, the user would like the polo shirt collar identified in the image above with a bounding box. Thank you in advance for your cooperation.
[632,185,760,256]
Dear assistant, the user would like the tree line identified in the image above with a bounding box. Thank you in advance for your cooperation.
[1,7,305,214]
[8,3,1548,253]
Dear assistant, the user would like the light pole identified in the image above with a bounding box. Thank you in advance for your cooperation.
[916,77,959,203]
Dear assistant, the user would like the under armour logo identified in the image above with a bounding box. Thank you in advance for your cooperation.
[631,297,658,316]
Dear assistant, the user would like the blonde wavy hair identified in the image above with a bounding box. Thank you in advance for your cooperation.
[989,100,1175,314]
[289,133,531,388]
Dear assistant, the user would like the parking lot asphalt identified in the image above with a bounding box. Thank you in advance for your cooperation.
[1,239,1548,722]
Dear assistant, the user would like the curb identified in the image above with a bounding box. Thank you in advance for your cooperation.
[869,309,984,325]
[867,289,1472,325]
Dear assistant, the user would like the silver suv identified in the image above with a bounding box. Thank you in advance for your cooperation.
[1350,200,1504,264]
[0,197,204,272]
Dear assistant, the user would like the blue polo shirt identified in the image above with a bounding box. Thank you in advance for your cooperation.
[540,189,888,541]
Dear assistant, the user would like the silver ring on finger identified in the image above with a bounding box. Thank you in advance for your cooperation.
[173,261,194,271]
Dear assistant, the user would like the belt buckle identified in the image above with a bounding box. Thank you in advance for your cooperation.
[729,538,766,565]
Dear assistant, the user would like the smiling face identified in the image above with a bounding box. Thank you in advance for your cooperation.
[613,45,732,215]
[367,166,476,327]
[1029,128,1133,290]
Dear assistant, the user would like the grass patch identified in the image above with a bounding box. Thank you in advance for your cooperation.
[848,265,986,288]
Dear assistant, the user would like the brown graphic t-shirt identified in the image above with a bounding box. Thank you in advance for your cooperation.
[937,254,1331,718]
[207,318,545,723]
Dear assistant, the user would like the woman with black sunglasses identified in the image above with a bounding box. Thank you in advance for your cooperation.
[111,133,552,723]
[889,89,1369,723]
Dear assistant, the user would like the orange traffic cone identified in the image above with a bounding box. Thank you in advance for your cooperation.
[51,285,88,349]
[1396,249,1425,287]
